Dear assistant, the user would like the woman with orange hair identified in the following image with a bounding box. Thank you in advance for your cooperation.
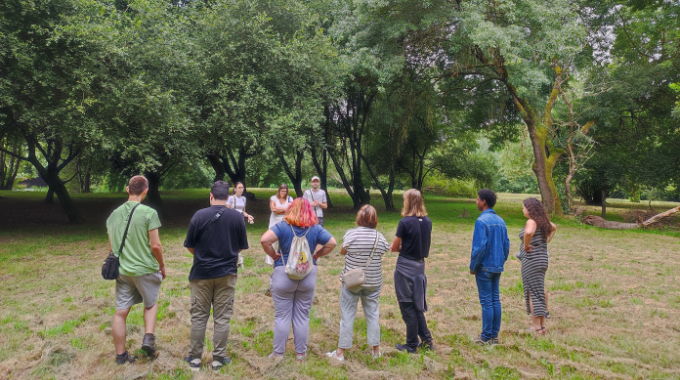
[260,198,337,362]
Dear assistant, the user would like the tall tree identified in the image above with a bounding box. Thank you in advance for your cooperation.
[0,0,109,223]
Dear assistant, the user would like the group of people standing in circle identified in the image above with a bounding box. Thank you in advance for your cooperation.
[106,175,556,371]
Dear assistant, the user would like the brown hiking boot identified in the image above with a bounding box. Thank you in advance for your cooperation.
[115,351,136,365]
[141,333,157,357]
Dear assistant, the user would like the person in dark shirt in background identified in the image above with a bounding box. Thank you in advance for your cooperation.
[391,189,435,354]
[183,181,249,371]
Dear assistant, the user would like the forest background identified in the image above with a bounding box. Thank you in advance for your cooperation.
[2,0,680,222]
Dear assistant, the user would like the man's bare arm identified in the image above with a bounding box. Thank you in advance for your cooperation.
[149,229,166,279]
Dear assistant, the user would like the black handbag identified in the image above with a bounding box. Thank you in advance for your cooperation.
[102,203,140,280]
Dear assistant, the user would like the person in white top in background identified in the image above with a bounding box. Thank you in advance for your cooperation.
[267,183,294,265]
[227,182,254,267]
[303,176,327,227]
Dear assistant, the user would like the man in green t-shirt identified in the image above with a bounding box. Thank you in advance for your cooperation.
[106,175,165,365]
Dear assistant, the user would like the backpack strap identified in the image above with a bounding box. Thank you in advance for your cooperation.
[284,224,312,265]
[195,206,226,242]
[116,203,141,258]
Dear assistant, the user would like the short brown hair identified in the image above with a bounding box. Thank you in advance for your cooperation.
[128,175,149,196]
[356,205,378,228]
[402,189,427,217]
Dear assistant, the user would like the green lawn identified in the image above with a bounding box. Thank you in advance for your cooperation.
[0,189,679,379]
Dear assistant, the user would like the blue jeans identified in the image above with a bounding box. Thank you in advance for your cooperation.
[475,271,501,341]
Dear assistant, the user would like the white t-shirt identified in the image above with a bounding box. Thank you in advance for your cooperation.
[227,195,246,214]
[269,195,294,228]
[303,189,327,218]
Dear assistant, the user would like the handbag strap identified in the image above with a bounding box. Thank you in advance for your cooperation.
[196,206,226,242]
[117,203,141,258]
[363,230,380,269]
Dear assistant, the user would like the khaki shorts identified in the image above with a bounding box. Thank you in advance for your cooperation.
[115,271,162,310]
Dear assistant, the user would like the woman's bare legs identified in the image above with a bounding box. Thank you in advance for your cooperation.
[527,292,545,332]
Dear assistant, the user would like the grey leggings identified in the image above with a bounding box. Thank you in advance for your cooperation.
[270,266,317,355]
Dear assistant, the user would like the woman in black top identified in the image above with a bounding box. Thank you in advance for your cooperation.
[390,189,434,353]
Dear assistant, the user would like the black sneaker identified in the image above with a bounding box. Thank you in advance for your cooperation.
[185,356,201,371]
[418,340,435,351]
[472,335,492,345]
[211,357,232,371]
[141,333,157,357]
[395,344,417,354]
[490,337,499,345]
[115,351,136,365]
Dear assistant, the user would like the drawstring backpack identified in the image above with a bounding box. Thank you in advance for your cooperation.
[283,225,314,280]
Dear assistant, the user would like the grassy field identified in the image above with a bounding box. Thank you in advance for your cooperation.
[0,189,679,379]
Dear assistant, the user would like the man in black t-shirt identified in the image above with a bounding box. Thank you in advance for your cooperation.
[183,181,249,371]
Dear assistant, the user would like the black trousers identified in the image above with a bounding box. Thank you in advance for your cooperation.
[399,301,432,350]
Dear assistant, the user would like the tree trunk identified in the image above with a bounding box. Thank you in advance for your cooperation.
[207,154,226,182]
[222,146,255,200]
[0,138,22,190]
[363,156,396,211]
[583,206,680,229]
[565,172,574,211]
[328,148,360,208]
[641,205,680,226]
[278,150,304,198]
[45,188,55,203]
[527,121,561,215]
[145,171,164,219]
[40,171,84,223]
[583,215,637,229]
[601,188,606,218]
[82,170,91,193]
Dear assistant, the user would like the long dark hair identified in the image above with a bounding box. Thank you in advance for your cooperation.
[523,198,551,240]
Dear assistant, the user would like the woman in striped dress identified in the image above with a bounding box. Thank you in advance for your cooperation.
[518,198,557,335]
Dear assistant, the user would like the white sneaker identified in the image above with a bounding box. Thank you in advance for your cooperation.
[372,350,382,360]
[325,350,345,362]
[188,358,201,371]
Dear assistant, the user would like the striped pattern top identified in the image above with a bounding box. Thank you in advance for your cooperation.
[341,227,390,287]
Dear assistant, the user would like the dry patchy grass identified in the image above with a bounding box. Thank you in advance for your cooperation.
[0,190,679,379]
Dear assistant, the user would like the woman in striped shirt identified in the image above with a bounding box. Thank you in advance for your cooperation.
[326,205,389,361]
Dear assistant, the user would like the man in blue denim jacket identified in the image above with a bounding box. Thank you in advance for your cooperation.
[469,189,510,344]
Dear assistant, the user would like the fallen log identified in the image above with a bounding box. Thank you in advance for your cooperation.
[582,215,639,229]
[640,205,680,226]
[583,205,680,230]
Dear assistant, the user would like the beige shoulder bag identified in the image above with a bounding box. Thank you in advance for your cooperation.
[341,231,379,290]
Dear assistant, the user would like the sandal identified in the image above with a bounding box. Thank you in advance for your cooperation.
[525,327,546,335]
[296,353,306,363]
